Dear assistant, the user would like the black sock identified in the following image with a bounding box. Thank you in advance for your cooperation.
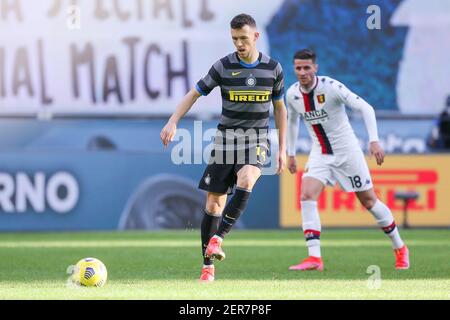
[215,188,251,239]
[201,210,221,265]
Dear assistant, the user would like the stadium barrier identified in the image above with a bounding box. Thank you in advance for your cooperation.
[280,155,450,228]
[0,119,447,231]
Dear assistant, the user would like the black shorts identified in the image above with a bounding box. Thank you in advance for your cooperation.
[198,143,270,195]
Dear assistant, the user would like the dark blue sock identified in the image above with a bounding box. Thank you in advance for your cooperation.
[201,210,221,265]
[216,188,251,239]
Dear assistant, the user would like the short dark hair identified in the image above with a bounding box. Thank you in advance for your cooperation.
[230,14,257,29]
[293,49,317,63]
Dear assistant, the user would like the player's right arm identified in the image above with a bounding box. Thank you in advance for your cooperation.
[160,88,201,147]
[161,61,221,147]
[286,89,300,174]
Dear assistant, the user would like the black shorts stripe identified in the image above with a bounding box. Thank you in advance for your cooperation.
[221,77,275,87]
[308,92,333,155]
[197,80,213,95]
[222,108,269,120]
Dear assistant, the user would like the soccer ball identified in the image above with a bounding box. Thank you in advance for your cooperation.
[71,257,108,287]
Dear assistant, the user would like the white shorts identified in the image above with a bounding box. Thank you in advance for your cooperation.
[303,150,373,192]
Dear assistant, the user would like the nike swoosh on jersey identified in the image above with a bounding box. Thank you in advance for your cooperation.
[232,72,242,76]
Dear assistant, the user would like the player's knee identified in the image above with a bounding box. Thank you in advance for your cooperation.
[361,197,377,210]
[205,201,223,215]
[237,174,257,190]
[300,191,317,201]
[206,196,225,215]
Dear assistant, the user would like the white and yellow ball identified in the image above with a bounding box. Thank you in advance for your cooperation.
[72,257,108,287]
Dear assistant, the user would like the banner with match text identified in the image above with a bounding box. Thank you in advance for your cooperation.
[1,0,450,116]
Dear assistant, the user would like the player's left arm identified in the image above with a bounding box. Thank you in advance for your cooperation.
[273,98,287,174]
[272,63,287,174]
[334,82,384,165]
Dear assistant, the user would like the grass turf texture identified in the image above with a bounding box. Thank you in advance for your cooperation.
[0,229,448,299]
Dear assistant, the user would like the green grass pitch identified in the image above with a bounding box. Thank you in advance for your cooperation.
[0,229,448,299]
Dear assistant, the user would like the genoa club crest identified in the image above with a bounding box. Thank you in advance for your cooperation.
[317,94,325,104]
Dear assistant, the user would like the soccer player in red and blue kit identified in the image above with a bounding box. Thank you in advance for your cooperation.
[286,49,409,271]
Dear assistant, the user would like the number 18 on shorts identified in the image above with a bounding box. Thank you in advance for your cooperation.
[303,150,373,192]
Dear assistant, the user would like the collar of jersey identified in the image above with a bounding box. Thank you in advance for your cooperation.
[299,76,319,94]
[236,52,262,68]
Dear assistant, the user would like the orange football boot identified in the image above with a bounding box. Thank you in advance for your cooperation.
[394,245,410,270]
[289,256,324,271]
[205,236,226,261]
[199,265,215,282]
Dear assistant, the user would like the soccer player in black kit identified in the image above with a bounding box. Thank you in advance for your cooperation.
[161,14,287,281]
